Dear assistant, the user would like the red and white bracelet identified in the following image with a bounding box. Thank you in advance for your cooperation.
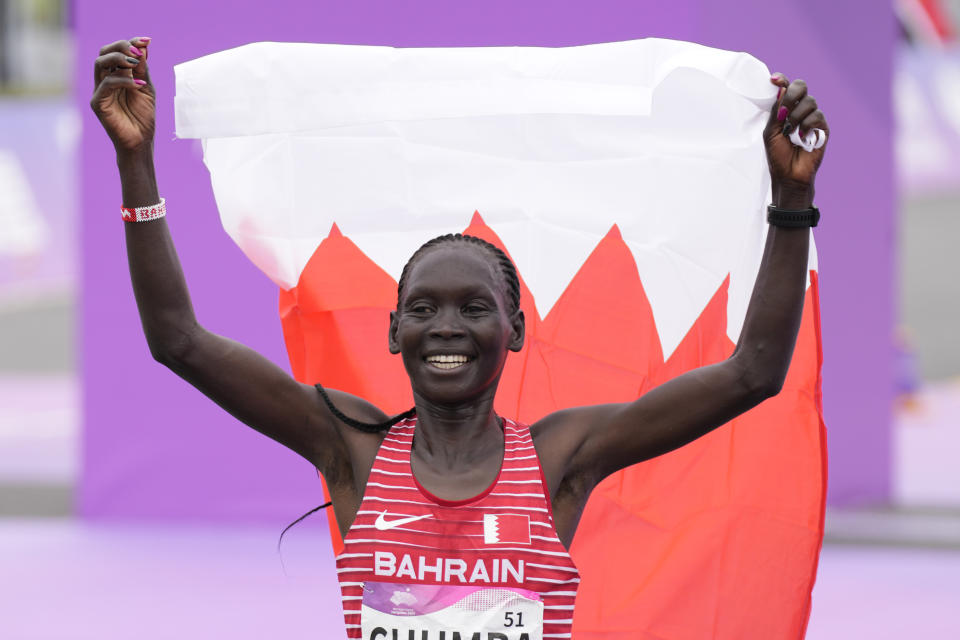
[121,198,166,222]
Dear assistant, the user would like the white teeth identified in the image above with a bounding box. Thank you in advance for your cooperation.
[431,361,464,369]
[426,354,471,369]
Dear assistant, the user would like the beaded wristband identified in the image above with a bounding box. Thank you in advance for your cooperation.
[121,198,166,222]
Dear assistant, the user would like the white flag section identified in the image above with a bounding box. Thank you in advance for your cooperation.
[174,38,817,358]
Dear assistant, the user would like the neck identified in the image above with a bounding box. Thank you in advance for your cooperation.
[411,393,503,470]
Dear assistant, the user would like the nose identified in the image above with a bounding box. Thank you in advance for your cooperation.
[428,306,467,339]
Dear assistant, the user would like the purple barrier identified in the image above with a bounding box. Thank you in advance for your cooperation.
[78,0,894,521]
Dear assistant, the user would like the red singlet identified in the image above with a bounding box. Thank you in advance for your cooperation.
[337,416,579,640]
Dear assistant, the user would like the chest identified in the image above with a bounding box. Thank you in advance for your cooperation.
[348,418,565,558]
[409,448,505,503]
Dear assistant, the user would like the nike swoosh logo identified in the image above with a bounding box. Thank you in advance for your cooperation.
[374,511,432,531]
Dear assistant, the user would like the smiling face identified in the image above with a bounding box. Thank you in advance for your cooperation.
[389,244,525,407]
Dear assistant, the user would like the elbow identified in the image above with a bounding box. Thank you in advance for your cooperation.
[148,342,176,367]
[733,350,789,404]
[146,324,198,369]
[751,373,786,401]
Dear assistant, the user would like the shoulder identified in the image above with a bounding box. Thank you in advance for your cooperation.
[528,405,618,497]
[309,386,394,487]
[529,404,619,457]
[315,386,394,433]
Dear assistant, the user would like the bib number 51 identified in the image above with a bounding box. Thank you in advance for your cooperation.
[504,612,525,627]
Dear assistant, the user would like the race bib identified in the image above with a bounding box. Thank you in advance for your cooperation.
[361,581,543,640]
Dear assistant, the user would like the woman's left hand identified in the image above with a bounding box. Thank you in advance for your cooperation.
[765,73,829,208]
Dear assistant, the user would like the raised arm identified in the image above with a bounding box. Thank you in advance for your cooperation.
[90,38,387,479]
[535,74,828,494]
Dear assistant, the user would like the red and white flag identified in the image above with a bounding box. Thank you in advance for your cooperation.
[175,39,826,640]
[483,514,531,545]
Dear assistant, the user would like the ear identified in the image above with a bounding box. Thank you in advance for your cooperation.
[508,309,525,352]
[388,310,401,354]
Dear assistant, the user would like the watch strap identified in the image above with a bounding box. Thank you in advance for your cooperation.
[767,204,820,228]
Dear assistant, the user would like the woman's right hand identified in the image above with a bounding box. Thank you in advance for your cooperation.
[90,37,155,153]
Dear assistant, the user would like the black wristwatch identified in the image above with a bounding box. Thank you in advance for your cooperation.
[767,205,820,228]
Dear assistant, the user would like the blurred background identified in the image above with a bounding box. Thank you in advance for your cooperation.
[1,0,958,637]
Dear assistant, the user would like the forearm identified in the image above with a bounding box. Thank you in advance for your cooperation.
[118,147,199,360]
[732,185,813,395]
[115,138,347,465]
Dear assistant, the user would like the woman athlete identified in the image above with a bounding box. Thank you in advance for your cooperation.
[92,36,828,638]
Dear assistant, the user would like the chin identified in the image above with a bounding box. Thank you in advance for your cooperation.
[412,369,500,407]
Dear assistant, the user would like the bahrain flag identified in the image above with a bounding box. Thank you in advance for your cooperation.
[175,39,826,639]
[483,513,532,545]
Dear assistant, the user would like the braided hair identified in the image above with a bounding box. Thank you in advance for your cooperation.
[282,234,522,549]
[397,233,521,316]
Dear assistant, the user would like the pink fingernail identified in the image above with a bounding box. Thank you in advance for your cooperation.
[134,79,146,86]
[777,106,788,122]
[138,37,152,43]
[130,46,143,56]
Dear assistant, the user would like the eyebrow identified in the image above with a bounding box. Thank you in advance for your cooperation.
[402,283,500,302]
